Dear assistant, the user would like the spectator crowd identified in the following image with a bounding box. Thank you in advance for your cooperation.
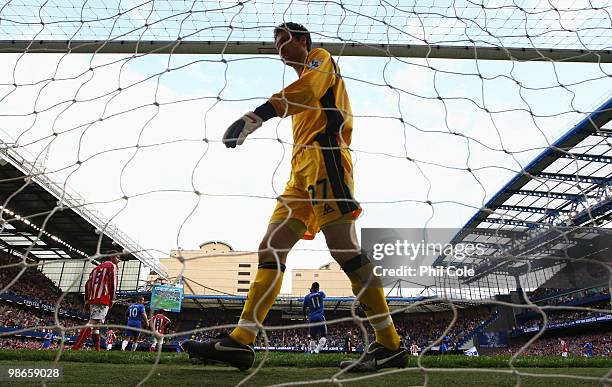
[0,302,84,336]
[514,301,611,332]
[0,252,83,311]
[182,307,496,352]
[528,286,610,306]
[493,332,611,357]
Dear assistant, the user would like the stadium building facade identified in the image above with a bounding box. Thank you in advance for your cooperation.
[155,241,355,297]
[157,241,259,296]
[292,262,353,297]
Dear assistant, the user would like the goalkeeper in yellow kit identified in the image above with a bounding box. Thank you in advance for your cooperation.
[182,22,408,372]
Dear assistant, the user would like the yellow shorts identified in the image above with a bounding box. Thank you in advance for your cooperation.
[269,134,362,239]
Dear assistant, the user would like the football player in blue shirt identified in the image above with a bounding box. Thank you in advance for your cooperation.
[40,330,53,350]
[584,342,594,357]
[303,282,327,353]
[121,297,149,351]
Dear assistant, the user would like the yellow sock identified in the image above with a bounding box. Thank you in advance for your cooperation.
[230,263,285,345]
[342,253,401,350]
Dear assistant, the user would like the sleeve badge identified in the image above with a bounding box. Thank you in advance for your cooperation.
[308,59,321,69]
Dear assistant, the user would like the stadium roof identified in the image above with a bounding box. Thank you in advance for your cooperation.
[0,140,167,278]
[434,97,612,284]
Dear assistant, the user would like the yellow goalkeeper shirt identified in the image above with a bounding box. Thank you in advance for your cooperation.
[267,48,353,155]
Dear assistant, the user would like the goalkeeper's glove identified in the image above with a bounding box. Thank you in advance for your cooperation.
[222,112,263,148]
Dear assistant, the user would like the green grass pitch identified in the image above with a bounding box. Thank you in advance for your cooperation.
[0,350,609,386]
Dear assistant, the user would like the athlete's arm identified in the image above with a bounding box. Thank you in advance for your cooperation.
[267,48,336,117]
[108,264,117,304]
[222,49,336,148]
[140,305,149,327]
[84,278,91,305]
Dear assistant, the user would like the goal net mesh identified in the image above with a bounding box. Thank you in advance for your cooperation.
[0,0,610,385]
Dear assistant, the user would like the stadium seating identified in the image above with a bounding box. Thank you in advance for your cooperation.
[0,252,83,312]
[493,330,612,356]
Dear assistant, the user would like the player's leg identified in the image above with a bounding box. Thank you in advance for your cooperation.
[307,332,316,354]
[308,324,318,354]
[73,305,105,350]
[306,141,405,369]
[91,313,108,352]
[322,222,407,371]
[322,221,401,350]
[90,320,102,351]
[316,317,327,353]
[90,305,108,351]
[228,221,302,345]
[73,322,94,350]
[181,162,311,370]
[317,336,327,352]
[123,326,138,351]
[308,315,326,353]
[151,336,163,352]
[228,151,313,345]
[181,221,302,371]
[131,334,139,351]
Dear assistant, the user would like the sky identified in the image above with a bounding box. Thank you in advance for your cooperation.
[0,0,610,293]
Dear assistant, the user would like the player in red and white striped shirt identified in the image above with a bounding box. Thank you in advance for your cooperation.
[410,342,421,356]
[560,338,569,357]
[149,310,171,352]
[72,253,120,351]
[106,329,117,351]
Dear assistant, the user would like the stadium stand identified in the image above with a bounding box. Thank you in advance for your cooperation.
[513,296,611,334]
[0,249,107,349]
[493,330,612,357]
[171,306,497,352]
[0,303,81,333]
[0,251,83,312]
[0,337,60,350]
[528,286,610,306]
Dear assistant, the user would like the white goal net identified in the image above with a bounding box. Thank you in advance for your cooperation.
[0,0,610,385]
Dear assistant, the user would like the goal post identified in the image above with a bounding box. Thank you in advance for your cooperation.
[0,40,610,62]
[0,0,609,384]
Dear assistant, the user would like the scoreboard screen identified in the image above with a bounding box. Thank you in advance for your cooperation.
[150,285,183,312]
